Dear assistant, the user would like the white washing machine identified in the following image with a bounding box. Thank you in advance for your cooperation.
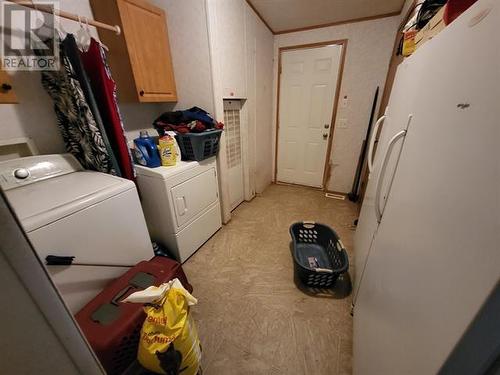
[0,154,154,313]
[135,157,222,263]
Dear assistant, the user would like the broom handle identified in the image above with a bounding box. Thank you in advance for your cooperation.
[63,262,134,267]
[45,255,134,268]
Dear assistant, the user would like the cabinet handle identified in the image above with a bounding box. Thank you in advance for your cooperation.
[1,83,12,91]
[139,90,175,97]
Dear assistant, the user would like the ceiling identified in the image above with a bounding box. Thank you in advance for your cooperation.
[248,0,406,34]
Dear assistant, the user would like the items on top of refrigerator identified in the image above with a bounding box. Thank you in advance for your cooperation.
[443,0,479,24]
[400,0,425,57]
[415,0,447,29]
[402,30,418,56]
[415,5,446,50]
[400,0,448,57]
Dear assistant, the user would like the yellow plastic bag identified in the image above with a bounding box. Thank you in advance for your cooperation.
[133,282,201,374]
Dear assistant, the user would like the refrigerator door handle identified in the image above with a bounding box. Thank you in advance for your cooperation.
[375,129,407,222]
[368,115,386,174]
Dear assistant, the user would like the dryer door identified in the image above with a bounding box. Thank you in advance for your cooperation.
[171,167,219,228]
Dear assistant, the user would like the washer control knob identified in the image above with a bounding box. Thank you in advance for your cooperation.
[14,168,29,179]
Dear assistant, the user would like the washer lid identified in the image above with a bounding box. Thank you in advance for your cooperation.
[6,171,135,232]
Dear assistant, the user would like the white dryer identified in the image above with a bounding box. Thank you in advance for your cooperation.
[135,157,221,263]
[0,154,154,313]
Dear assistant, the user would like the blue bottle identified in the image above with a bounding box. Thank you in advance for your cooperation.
[133,131,161,167]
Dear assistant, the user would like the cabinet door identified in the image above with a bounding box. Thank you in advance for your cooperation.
[117,0,177,102]
[214,0,247,98]
[0,69,17,103]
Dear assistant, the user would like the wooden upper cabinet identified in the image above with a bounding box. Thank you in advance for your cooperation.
[90,0,177,103]
[0,69,18,104]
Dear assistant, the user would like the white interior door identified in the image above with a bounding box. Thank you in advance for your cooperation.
[277,44,342,188]
[224,100,245,210]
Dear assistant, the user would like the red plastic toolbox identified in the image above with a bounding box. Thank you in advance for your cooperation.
[75,256,192,375]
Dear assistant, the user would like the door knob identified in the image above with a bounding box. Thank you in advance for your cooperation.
[323,133,328,140]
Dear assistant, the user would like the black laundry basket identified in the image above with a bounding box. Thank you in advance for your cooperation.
[289,221,349,288]
[176,129,222,161]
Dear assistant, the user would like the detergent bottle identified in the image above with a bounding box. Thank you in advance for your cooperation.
[158,134,177,166]
[133,131,161,167]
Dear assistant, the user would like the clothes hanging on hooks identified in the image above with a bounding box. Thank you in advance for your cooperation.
[61,34,122,176]
[81,38,136,181]
[36,36,118,175]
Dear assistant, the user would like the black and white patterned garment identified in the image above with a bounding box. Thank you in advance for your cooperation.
[38,38,117,175]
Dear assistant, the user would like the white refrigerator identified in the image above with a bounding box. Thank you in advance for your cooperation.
[352,1,500,374]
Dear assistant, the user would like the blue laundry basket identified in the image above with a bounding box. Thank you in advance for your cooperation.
[289,221,349,288]
[176,129,222,161]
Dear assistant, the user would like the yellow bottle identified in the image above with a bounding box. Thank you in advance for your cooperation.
[158,135,177,166]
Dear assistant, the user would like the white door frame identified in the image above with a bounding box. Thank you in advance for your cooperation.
[274,39,347,191]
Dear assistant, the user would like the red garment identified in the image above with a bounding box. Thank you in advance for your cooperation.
[443,0,478,25]
[80,38,135,181]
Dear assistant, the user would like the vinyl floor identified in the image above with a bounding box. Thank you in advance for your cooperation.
[182,184,359,375]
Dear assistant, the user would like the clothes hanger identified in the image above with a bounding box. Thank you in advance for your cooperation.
[75,15,91,52]
[29,0,65,42]
[86,17,110,52]
[52,3,69,41]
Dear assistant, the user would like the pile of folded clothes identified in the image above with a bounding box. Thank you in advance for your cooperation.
[153,106,224,135]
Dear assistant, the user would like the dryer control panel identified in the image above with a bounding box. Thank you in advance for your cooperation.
[0,154,83,190]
